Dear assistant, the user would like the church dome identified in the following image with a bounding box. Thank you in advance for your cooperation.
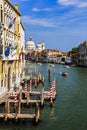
[26,37,36,52]
[26,37,35,47]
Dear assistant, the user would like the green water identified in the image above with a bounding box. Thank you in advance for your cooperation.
[0,63,87,130]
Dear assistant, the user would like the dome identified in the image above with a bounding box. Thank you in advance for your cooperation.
[26,37,36,52]
[26,37,35,47]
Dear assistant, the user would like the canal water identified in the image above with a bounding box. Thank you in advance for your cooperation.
[0,62,87,130]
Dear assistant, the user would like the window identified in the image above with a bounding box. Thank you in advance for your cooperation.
[4,74,7,87]
[1,6,3,22]
[1,80,3,87]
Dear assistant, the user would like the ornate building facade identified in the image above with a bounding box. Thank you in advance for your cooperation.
[36,42,45,52]
[26,37,36,53]
[0,0,25,100]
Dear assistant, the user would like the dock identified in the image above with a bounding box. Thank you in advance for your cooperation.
[0,72,57,124]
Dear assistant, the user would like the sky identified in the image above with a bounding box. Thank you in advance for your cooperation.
[11,0,87,52]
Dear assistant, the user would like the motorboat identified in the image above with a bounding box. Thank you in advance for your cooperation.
[64,65,70,68]
[37,63,42,65]
[62,72,68,77]
[49,64,55,67]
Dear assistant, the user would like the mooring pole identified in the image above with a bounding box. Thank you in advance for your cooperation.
[48,69,50,82]
[34,102,40,125]
[41,87,44,107]
[5,94,9,121]
[18,90,22,114]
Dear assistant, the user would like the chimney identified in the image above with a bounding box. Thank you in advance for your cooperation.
[14,4,18,10]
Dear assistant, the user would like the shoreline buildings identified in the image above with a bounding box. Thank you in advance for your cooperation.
[25,38,71,64]
[0,0,25,100]
[77,41,87,67]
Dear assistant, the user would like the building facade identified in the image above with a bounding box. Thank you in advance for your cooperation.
[19,22,25,82]
[0,0,25,99]
[26,37,36,53]
[36,42,45,52]
[77,41,87,66]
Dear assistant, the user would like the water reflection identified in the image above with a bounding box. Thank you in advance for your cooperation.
[50,107,57,120]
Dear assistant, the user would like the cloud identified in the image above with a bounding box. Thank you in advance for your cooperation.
[21,0,29,2]
[20,0,28,1]
[21,16,56,27]
[11,0,28,3]
[32,8,52,12]
[57,0,87,7]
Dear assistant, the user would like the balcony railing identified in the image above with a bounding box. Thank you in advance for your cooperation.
[2,54,19,61]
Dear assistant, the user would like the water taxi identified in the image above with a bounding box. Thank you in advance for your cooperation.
[64,65,70,68]
[62,72,68,77]
[49,64,55,67]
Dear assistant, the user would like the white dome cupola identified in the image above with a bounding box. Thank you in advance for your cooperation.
[26,37,36,52]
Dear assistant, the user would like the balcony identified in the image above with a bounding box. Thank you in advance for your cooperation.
[2,54,19,61]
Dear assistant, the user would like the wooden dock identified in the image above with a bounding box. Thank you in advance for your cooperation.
[0,73,57,124]
[0,92,40,124]
[44,90,56,100]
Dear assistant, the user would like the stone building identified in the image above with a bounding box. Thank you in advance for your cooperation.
[26,37,36,53]
[0,0,25,100]
[26,37,45,53]
[77,41,87,66]
[36,42,45,52]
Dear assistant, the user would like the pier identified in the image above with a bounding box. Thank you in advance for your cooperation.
[0,71,57,125]
[0,91,40,124]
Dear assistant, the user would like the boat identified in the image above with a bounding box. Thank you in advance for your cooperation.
[71,64,76,67]
[62,72,68,77]
[64,65,70,68]
[49,64,55,67]
[37,63,42,65]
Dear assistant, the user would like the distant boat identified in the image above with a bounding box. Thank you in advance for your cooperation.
[38,63,42,65]
[71,64,76,67]
[64,65,70,68]
[62,72,68,77]
[49,64,55,67]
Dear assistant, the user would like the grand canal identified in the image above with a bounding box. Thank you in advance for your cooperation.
[0,62,87,130]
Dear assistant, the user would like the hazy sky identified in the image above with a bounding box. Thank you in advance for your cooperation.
[11,0,87,52]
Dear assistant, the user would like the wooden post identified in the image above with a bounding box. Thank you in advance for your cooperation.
[35,76,37,87]
[42,76,44,84]
[40,87,44,107]
[48,69,50,82]
[50,98,54,107]
[50,86,54,107]
[27,91,30,105]
[34,102,40,124]
[5,94,9,121]
[30,79,32,92]
[18,90,22,114]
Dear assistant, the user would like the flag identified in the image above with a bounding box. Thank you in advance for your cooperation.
[8,17,16,28]
[5,47,10,56]
[14,45,18,50]
[11,45,18,56]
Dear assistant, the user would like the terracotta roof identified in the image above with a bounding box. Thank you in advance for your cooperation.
[61,52,68,56]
